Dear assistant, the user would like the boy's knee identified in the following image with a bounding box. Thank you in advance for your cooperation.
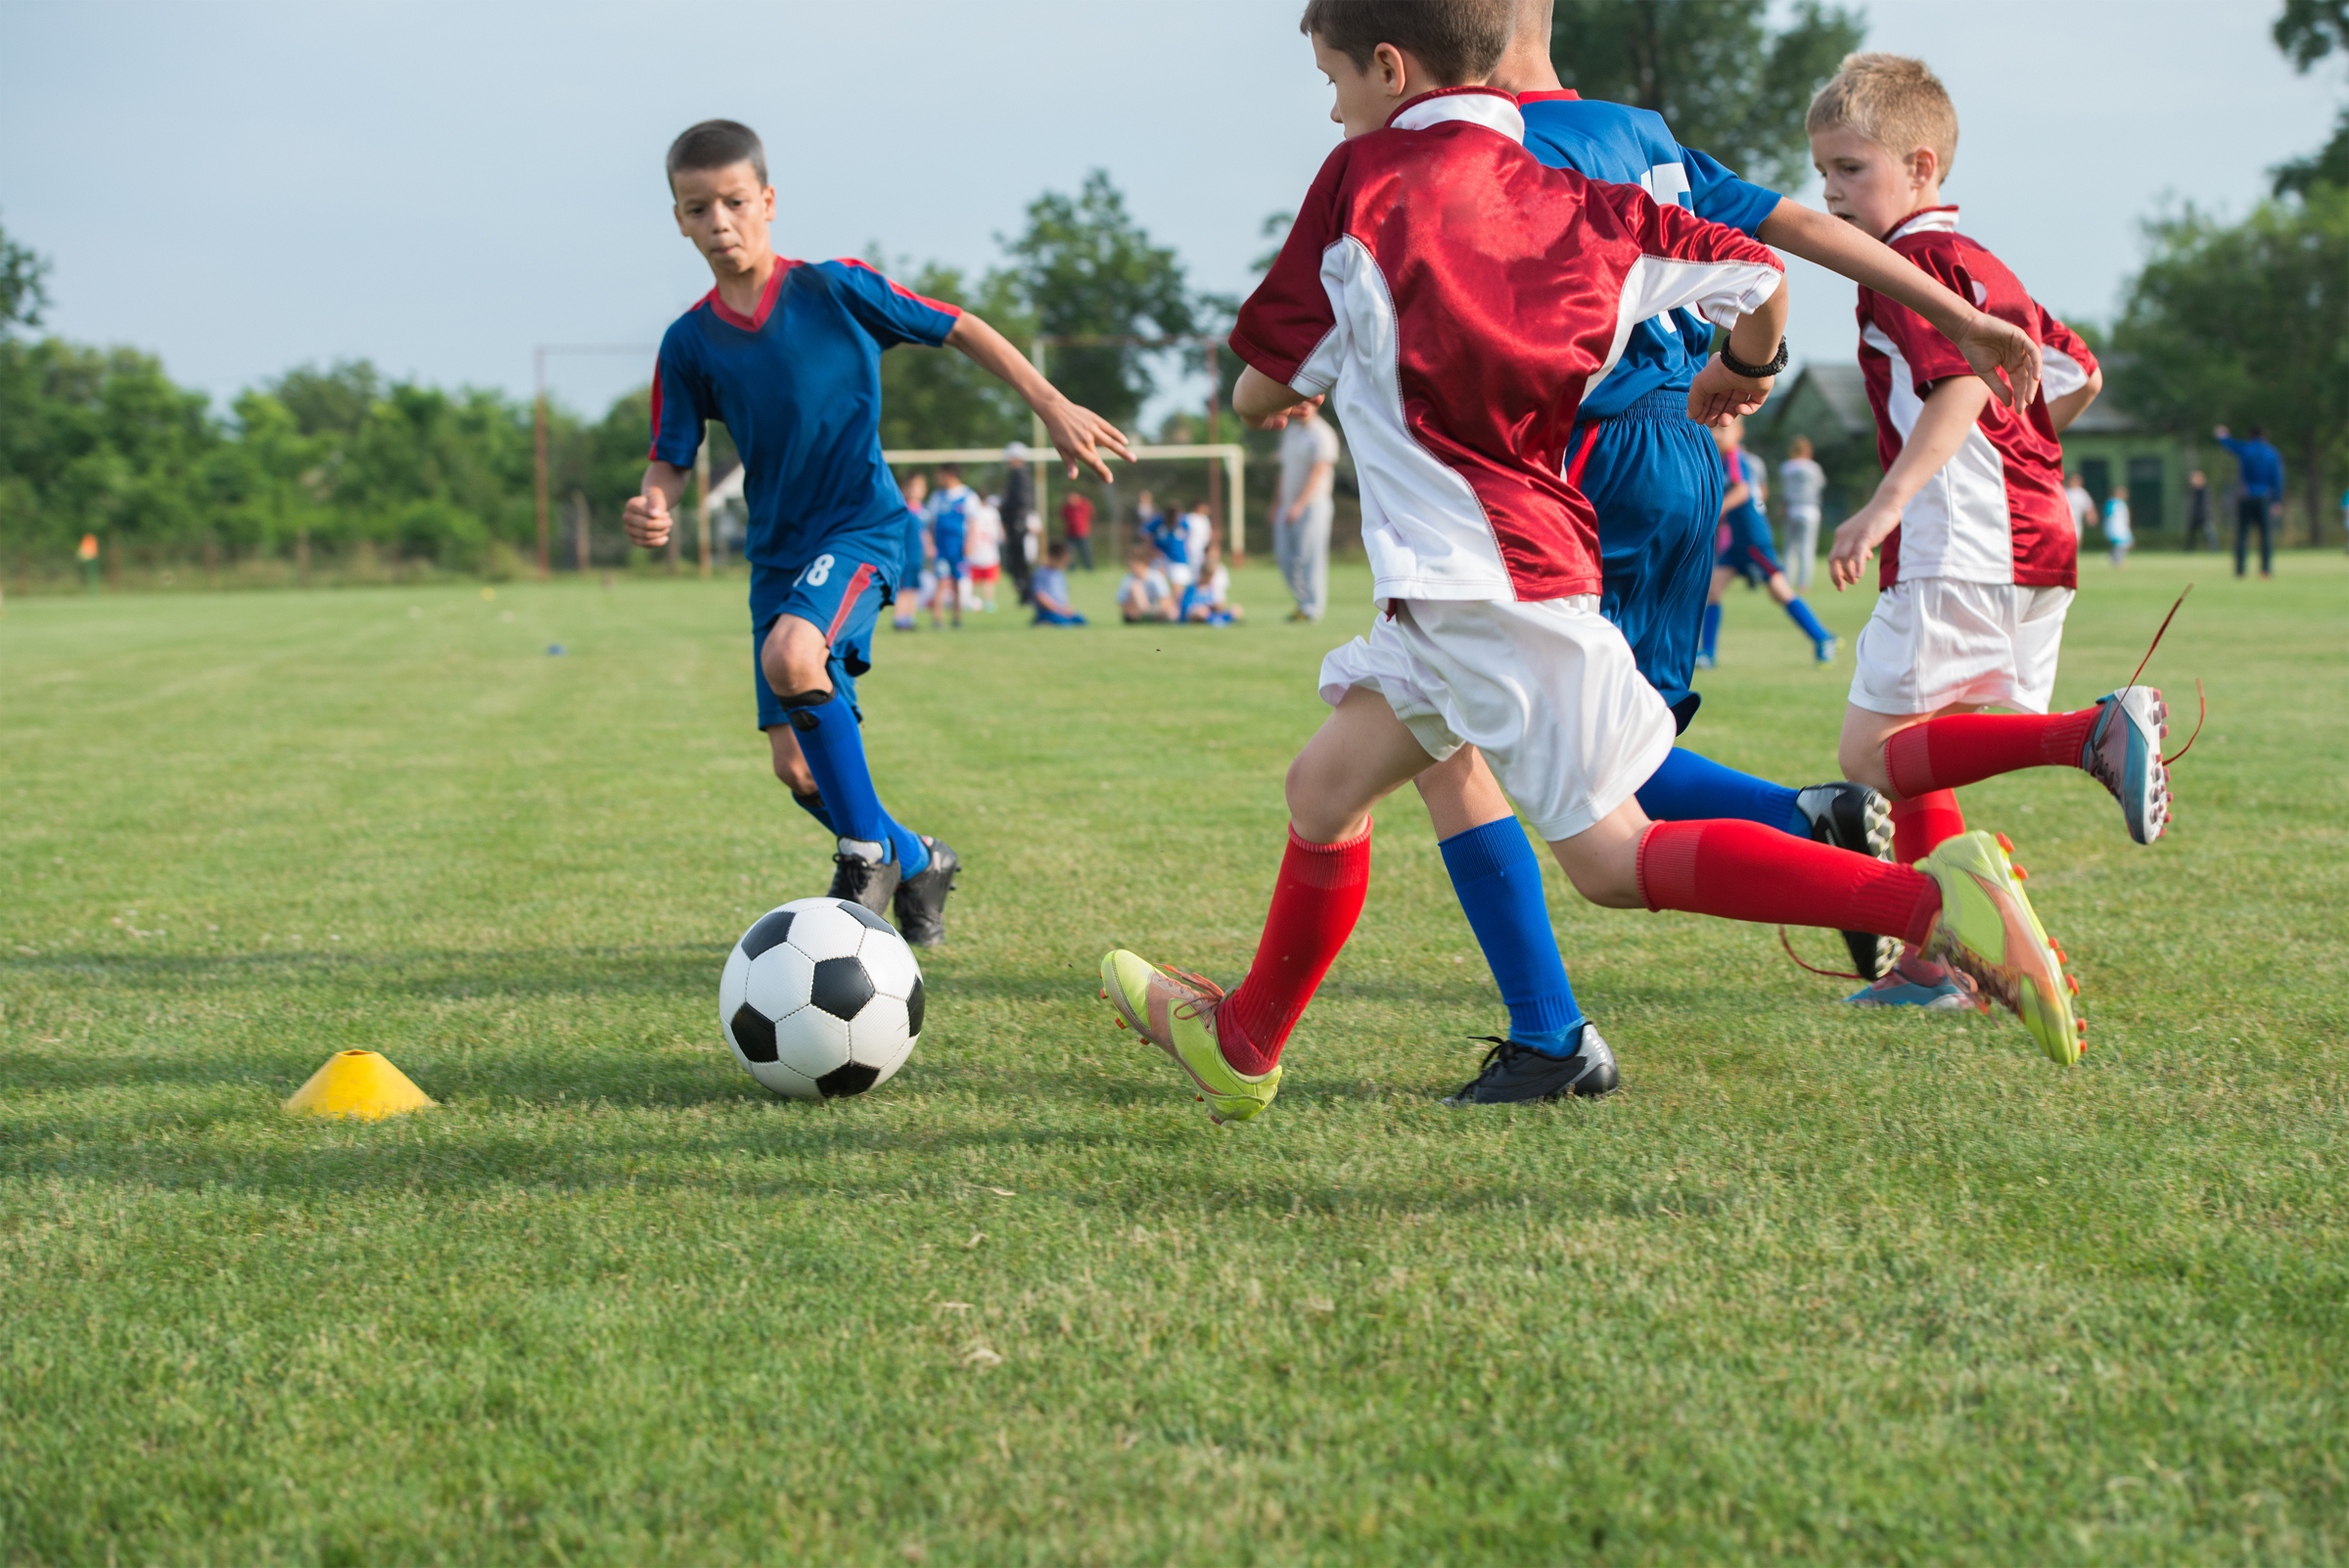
[1837,734,1892,794]
[1556,844,1642,908]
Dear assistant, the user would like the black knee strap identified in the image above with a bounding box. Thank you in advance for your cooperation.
[779,686,837,730]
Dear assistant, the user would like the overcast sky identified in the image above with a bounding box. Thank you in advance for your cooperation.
[3,1,2338,423]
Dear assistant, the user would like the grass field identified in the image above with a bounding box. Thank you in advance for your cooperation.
[3,553,2345,1566]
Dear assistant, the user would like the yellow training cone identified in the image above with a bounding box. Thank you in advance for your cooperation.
[284,1050,437,1120]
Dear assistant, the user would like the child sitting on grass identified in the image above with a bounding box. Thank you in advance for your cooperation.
[1032,539,1085,625]
[1184,538,1242,625]
[1118,543,1175,623]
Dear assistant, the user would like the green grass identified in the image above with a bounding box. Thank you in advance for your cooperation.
[3,554,2345,1566]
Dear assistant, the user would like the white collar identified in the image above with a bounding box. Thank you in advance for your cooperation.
[1389,87,1525,144]
[1888,206,1961,242]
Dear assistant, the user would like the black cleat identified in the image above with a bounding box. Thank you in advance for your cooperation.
[1442,1028,1620,1105]
[1796,781,1899,981]
[827,850,901,918]
[892,836,961,947]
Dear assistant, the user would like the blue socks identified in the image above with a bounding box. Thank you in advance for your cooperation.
[1439,818,1585,1056]
[786,692,930,875]
[1784,596,1830,645]
[1700,603,1723,660]
[790,790,837,834]
[1635,746,1809,838]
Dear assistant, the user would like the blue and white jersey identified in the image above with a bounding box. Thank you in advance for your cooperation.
[925,484,977,548]
[1517,91,1781,420]
[650,257,960,585]
[1144,510,1190,568]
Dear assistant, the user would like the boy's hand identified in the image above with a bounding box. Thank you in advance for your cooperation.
[1951,309,2041,411]
[1036,396,1133,484]
[1686,356,1773,427]
[1242,393,1324,433]
[623,488,672,548]
[1827,496,1903,590]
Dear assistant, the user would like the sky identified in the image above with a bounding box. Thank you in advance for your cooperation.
[3,0,2339,425]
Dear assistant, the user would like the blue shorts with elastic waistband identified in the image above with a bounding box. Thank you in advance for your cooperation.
[1568,386,1724,725]
[749,546,895,730]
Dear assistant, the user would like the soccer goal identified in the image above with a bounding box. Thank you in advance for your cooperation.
[881,443,1248,558]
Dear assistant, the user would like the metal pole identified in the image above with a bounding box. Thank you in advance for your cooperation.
[532,347,550,580]
[1203,342,1224,555]
[695,445,712,578]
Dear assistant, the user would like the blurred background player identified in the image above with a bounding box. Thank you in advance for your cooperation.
[1778,435,1825,589]
[924,462,975,629]
[624,119,1128,944]
[1812,56,2171,1007]
[1117,542,1174,623]
[1058,485,1096,571]
[1404,0,2055,1092]
[2064,468,2096,541]
[2101,484,2134,567]
[1274,399,1341,622]
[1698,414,1838,667]
[1184,538,1242,625]
[1031,539,1085,625]
[892,470,929,631]
[2183,469,2215,552]
[965,488,1004,611]
[2213,422,2282,578]
[1000,440,1039,606]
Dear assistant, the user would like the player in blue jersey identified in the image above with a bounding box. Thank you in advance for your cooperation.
[1698,414,1838,668]
[622,120,1128,944]
[925,463,976,630]
[1415,5,2053,1102]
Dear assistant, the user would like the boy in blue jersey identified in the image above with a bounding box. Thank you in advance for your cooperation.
[925,463,975,630]
[1411,3,2052,1102]
[1697,414,1838,668]
[892,470,928,631]
[623,120,1128,943]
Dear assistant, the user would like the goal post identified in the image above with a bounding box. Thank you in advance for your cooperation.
[881,443,1247,558]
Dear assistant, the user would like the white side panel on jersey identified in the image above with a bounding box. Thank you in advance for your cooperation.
[1639,161,1692,208]
[1865,323,2016,585]
[1313,236,1514,602]
[1600,254,1785,384]
[2040,346,2092,400]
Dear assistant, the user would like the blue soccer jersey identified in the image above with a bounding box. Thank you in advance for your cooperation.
[1517,92,1780,418]
[649,258,960,597]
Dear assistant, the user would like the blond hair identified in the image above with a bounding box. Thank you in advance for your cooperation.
[1807,53,1959,178]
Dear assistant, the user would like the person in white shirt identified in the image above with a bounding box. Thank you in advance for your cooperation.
[1118,542,1175,623]
[2064,470,2096,541]
[1184,539,1243,625]
[965,496,1005,611]
[2101,485,2133,569]
[1273,403,1341,622]
[1776,436,1825,590]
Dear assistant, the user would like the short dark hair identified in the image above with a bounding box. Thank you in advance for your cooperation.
[2249,424,2268,439]
[1046,539,1073,564]
[1298,0,1513,85]
[666,119,766,192]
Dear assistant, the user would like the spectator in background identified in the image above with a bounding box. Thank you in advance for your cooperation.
[1776,436,1825,590]
[1274,402,1340,623]
[966,493,1004,612]
[2064,469,2096,542]
[2183,470,2214,553]
[1001,441,1038,605]
[2214,423,2282,578]
[1032,539,1085,625]
[1059,488,1096,571]
[2101,484,2133,569]
[1118,542,1175,623]
[893,471,930,631]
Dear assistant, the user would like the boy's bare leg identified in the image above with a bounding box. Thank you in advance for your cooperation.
[1288,685,1449,842]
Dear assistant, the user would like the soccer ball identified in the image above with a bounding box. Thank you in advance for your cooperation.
[719,898,925,1100]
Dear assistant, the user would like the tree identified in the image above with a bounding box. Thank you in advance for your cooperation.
[990,170,1195,434]
[2112,187,2349,543]
[868,257,1028,450]
[2272,0,2349,194]
[0,217,47,337]
[1548,0,1865,192]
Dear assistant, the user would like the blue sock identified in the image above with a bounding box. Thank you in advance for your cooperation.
[1784,596,1830,644]
[790,790,837,834]
[1438,819,1585,1055]
[786,693,929,874]
[1700,603,1723,658]
[1635,746,1809,838]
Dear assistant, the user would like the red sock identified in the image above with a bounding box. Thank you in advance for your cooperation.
[1637,820,1941,947]
[1890,790,1965,864]
[1219,824,1373,1075]
[1882,709,2100,798]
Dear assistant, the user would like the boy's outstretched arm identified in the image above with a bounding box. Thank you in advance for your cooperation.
[945,314,1133,482]
[1686,275,1791,426]
[622,461,692,548]
[1825,375,1995,590]
[1233,366,1323,431]
[1759,201,2042,411]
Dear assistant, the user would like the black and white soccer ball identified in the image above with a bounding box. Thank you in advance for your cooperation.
[719,898,924,1100]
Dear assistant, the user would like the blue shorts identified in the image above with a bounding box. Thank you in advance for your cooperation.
[1568,388,1723,723]
[932,536,966,579]
[1717,506,1782,585]
[749,548,894,730]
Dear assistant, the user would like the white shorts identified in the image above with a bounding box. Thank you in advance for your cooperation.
[1317,596,1675,842]
[1849,577,2073,716]
[1160,560,1196,589]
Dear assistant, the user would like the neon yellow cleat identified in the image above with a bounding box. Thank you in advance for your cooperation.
[1915,830,2083,1065]
[1097,949,1281,1124]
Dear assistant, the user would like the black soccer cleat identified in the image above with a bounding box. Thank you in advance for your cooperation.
[1442,1028,1620,1106]
[892,836,961,947]
[1796,780,1900,981]
[827,849,901,918]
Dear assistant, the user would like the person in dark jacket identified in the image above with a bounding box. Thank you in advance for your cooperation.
[1000,441,1037,605]
[2182,469,2215,552]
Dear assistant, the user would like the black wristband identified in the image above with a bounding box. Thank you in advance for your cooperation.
[1720,337,1789,379]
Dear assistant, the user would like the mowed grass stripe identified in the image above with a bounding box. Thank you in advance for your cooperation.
[2,554,2344,1565]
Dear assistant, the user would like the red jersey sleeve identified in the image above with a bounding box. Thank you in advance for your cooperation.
[1581,180,1784,329]
[1230,145,1354,393]
[2037,309,2100,401]
[1867,241,1984,396]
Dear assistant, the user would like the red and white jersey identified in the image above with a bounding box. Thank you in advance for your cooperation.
[1857,207,2094,590]
[1231,87,1783,603]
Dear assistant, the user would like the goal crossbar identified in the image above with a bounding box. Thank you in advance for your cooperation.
[883,443,1247,557]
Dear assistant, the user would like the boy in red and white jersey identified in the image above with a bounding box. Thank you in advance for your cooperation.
[1812,55,2174,1008]
[1097,2,2085,1125]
